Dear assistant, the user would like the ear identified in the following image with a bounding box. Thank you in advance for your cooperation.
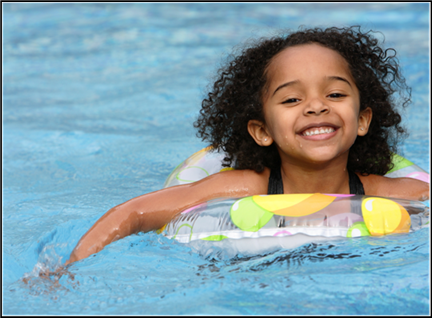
[247,119,273,146]
[358,107,372,136]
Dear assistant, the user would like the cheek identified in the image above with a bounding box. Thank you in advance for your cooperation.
[344,106,360,127]
[347,114,361,142]
[263,110,279,136]
[270,114,292,137]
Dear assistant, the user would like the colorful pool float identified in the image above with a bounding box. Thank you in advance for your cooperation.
[163,147,430,187]
[159,147,430,251]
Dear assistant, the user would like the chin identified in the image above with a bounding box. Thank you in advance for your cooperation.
[303,152,346,165]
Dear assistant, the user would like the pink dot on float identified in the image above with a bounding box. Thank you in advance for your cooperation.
[181,203,206,214]
[406,172,429,183]
[181,207,196,214]
[273,230,292,236]
[323,193,355,197]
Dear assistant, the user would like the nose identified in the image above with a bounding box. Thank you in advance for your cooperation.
[304,98,330,116]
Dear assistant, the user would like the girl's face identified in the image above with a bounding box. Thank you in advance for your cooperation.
[248,43,372,168]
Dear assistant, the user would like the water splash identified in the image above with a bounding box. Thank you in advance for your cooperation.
[21,244,78,296]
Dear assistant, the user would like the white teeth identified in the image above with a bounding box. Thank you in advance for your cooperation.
[303,127,335,136]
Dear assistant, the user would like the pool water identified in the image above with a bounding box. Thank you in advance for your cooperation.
[3,3,430,315]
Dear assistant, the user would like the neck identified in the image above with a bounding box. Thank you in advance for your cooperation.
[279,157,351,194]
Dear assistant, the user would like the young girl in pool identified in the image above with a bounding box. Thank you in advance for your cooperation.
[66,26,429,265]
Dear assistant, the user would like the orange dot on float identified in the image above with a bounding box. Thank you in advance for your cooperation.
[253,193,336,217]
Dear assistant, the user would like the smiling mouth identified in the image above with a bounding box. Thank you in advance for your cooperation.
[301,126,336,136]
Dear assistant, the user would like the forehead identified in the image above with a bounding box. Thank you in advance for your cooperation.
[266,43,353,85]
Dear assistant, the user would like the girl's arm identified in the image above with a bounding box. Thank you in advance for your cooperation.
[65,169,268,265]
[385,177,430,201]
[361,174,430,201]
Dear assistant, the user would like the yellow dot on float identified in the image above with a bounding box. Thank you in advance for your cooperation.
[361,197,408,236]
[156,224,167,234]
[220,167,235,172]
[253,194,314,211]
[252,193,336,217]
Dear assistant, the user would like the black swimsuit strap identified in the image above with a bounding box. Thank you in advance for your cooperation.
[267,167,284,195]
[348,170,365,195]
[268,168,365,195]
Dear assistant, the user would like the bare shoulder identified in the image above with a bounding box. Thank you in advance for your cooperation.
[359,174,430,201]
[188,167,270,199]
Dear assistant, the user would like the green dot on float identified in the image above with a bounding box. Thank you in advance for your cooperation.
[230,196,274,232]
[200,235,228,241]
[347,221,371,238]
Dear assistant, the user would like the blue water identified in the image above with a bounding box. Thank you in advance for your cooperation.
[3,3,430,315]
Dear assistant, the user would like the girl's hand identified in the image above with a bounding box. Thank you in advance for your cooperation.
[22,263,76,289]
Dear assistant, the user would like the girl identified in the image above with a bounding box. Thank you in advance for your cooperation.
[66,26,429,265]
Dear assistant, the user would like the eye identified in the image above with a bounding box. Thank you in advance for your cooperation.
[282,98,300,104]
[328,93,346,98]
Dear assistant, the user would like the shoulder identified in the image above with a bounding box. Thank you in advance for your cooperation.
[189,167,270,198]
[358,173,430,201]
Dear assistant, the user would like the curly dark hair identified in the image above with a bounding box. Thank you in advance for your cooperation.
[194,26,411,175]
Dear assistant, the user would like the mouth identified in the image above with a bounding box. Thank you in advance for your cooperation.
[298,123,339,137]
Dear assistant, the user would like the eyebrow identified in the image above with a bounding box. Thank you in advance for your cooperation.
[271,76,352,97]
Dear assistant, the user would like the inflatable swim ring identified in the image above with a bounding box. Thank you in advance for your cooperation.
[159,147,429,255]
[163,147,430,187]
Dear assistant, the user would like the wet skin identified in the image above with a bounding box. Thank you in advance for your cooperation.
[248,43,372,194]
[66,44,429,265]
